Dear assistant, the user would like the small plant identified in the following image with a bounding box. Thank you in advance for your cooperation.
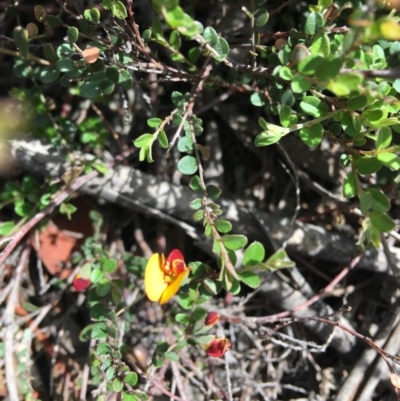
[2,0,400,400]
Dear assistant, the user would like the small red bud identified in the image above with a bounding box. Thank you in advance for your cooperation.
[205,338,231,358]
[205,312,219,326]
[73,274,91,291]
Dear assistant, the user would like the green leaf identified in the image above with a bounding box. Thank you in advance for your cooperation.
[263,248,294,270]
[254,8,269,27]
[298,54,324,75]
[80,80,102,98]
[369,211,396,232]
[112,1,128,19]
[314,57,341,81]
[105,67,120,84]
[195,335,215,347]
[376,127,392,150]
[171,91,185,107]
[178,155,198,175]
[134,134,153,148]
[221,234,248,251]
[206,184,221,200]
[106,366,116,381]
[364,188,390,212]
[377,152,400,170]
[39,66,60,84]
[44,15,63,28]
[203,27,218,46]
[191,307,207,322]
[0,221,15,236]
[215,220,232,233]
[169,30,181,49]
[178,136,193,152]
[319,0,332,8]
[122,393,137,401]
[57,43,75,58]
[300,123,324,147]
[59,202,77,219]
[96,278,112,296]
[67,26,79,43]
[189,175,202,192]
[213,37,229,61]
[360,191,372,215]
[310,32,330,57]
[147,118,162,128]
[56,58,75,73]
[327,73,363,96]
[91,268,104,283]
[165,351,179,361]
[124,372,138,387]
[243,241,265,266]
[279,105,297,127]
[84,8,101,23]
[355,157,382,175]
[348,95,367,110]
[112,376,122,391]
[304,12,324,35]
[91,322,108,339]
[238,271,260,288]
[100,79,115,96]
[192,210,204,221]
[13,27,29,58]
[278,66,293,81]
[343,172,357,198]
[255,131,282,147]
[291,75,312,93]
[158,131,168,149]
[96,343,112,356]
[362,109,385,125]
[189,198,202,210]
[118,69,133,90]
[175,313,190,324]
[299,96,328,118]
[43,43,58,63]
[102,258,117,273]
[250,92,267,107]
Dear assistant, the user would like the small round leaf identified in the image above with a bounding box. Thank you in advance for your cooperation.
[178,155,198,175]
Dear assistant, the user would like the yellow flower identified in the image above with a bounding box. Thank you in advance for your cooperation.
[144,249,191,305]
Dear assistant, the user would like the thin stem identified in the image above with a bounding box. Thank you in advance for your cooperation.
[251,253,361,324]
[286,111,336,133]
[4,245,30,401]
[0,47,50,65]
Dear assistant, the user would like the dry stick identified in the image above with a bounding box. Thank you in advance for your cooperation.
[171,362,189,401]
[251,253,361,324]
[266,310,400,389]
[4,245,30,401]
[0,170,98,267]
[91,104,125,152]
[269,0,298,17]
[124,0,148,52]
[381,233,400,285]
[80,338,95,401]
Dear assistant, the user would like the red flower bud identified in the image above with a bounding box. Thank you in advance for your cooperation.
[73,274,91,291]
[205,338,231,358]
[205,312,219,326]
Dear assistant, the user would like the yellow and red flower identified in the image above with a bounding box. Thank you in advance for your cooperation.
[204,312,219,326]
[73,274,91,291]
[144,249,191,305]
[205,338,231,358]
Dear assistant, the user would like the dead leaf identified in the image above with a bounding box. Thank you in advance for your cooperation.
[82,47,100,63]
